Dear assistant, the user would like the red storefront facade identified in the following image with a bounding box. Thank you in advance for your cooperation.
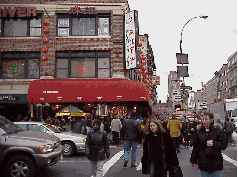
[0,0,153,120]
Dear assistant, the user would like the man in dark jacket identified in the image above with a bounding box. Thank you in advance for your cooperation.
[85,119,110,177]
[223,116,234,144]
[120,111,142,167]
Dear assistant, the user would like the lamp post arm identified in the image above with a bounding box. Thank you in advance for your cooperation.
[180,16,208,53]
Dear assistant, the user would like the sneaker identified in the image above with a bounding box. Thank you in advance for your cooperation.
[131,164,137,167]
[123,161,128,167]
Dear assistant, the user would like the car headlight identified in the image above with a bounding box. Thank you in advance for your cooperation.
[40,144,54,153]
[82,138,86,143]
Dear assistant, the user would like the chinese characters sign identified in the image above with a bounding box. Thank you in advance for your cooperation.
[69,6,96,15]
[125,11,136,69]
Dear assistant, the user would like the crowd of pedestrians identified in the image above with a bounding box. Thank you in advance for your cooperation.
[11,110,235,177]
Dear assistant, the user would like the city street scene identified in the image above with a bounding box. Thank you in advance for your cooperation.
[0,0,236,177]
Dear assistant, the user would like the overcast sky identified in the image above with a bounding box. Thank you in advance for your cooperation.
[128,0,237,102]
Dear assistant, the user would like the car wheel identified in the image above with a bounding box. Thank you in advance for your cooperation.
[62,141,75,157]
[5,155,36,177]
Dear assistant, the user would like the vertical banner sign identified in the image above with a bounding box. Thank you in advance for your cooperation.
[125,11,136,69]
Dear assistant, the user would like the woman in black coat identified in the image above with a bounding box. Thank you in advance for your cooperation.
[190,112,227,177]
[85,119,110,177]
[141,116,179,177]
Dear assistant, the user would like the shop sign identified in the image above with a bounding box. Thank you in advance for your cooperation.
[0,94,27,103]
[125,11,136,69]
[151,76,160,85]
[0,7,36,17]
[42,91,58,94]
[0,95,19,101]
[69,6,96,15]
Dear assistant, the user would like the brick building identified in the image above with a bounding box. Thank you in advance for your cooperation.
[0,0,153,120]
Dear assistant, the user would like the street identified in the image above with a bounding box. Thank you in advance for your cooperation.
[34,144,237,177]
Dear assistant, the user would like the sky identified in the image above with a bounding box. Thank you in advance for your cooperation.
[128,0,237,103]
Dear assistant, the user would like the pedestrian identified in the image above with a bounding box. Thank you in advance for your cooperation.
[111,114,122,145]
[45,116,52,124]
[137,114,142,124]
[189,115,201,147]
[104,120,111,136]
[85,119,110,177]
[120,111,142,167]
[230,119,236,133]
[22,116,28,121]
[217,118,223,127]
[182,118,191,148]
[141,116,180,177]
[190,112,227,177]
[222,116,234,144]
[167,113,182,153]
[15,114,22,122]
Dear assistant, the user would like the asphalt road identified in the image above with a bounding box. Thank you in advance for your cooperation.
[35,143,237,177]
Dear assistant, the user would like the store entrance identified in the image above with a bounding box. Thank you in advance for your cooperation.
[0,103,29,121]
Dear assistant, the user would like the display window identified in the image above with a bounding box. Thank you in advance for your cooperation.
[0,52,40,79]
[56,51,110,78]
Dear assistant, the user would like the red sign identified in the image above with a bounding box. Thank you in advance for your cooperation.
[6,61,22,76]
[0,7,36,17]
[69,6,96,15]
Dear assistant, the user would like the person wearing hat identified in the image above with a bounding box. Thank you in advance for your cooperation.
[85,119,110,177]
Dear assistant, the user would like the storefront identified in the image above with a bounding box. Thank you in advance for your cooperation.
[0,1,156,121]
[0,94,29,121]
[27,78,152,120]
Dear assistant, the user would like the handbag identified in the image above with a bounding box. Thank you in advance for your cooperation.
[169,166,183,177]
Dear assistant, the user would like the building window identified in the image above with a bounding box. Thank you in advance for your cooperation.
[57,13,110,36]
[0,52,40,79]
[56,51,111,78]
[1,16,42,37]
[72,17,95,36]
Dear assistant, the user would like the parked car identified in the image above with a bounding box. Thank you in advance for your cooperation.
[14,121,87,157]
[0,115,63,177]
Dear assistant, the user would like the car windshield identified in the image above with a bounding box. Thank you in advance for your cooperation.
[44,124,61,133]
[0,116,22,135]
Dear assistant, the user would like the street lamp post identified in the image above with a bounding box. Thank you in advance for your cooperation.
[177,15,208,114]
[180,15,208,53]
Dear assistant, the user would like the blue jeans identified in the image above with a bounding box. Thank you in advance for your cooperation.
[150,161,155,177]
[123,140,137,165]
[200,170,222,177]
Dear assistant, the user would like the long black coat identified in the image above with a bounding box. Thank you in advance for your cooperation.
[85,129,110,161]
[141,130,179,177]
[190,123,227,172]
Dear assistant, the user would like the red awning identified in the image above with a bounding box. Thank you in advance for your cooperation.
[27,79,152,106]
